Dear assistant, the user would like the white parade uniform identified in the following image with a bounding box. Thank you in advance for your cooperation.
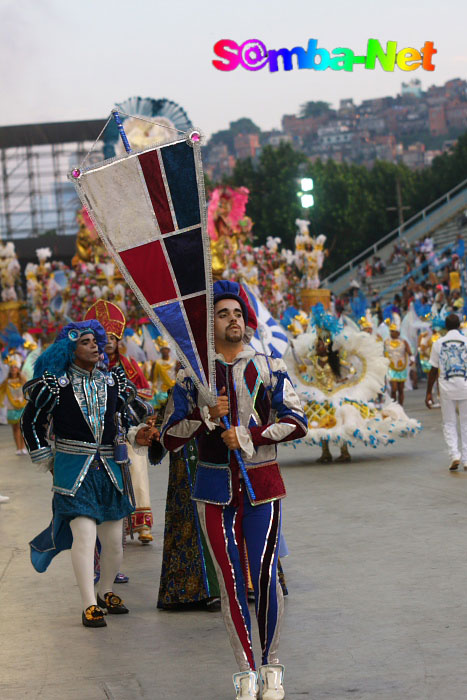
[429,329,467,463]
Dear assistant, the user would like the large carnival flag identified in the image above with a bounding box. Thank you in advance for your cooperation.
[243,283,289,358]
[69,126,216,405]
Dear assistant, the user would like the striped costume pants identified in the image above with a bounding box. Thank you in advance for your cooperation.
[197,488,283,671]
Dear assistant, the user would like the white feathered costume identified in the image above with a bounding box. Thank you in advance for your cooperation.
[285,321,421,449]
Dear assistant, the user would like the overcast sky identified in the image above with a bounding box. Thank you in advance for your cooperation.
[1,0,465,137]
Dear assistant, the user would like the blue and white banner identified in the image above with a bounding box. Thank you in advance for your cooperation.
[243,283,289,358]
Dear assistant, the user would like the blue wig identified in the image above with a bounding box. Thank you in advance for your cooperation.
[34,321,108,379]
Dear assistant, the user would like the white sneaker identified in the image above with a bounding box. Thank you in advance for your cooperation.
[21,448,28,455]
[0,494,10,504]
[15,449,22,455]
[258,664,285,700]
[233,670,258,699]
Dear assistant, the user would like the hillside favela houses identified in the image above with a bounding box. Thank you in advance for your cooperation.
[204,78,467,180]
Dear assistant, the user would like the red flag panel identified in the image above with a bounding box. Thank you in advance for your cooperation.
[120,240,177,305]
[138,151,174,234]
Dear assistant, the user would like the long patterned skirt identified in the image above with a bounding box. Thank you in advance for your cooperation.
[157,442,220,608]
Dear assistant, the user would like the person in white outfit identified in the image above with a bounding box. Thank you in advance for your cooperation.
[426,314,467,470]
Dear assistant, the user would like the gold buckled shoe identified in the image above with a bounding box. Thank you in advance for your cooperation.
[97,592,129,614]
[82,604,107,628]
[138,527,153,545]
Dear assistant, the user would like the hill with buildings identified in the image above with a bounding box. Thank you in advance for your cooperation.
[205,78,467,181]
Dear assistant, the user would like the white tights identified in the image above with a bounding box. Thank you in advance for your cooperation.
[69,516,124,611]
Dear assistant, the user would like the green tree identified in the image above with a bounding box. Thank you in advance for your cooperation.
[208,118,261,154]
[227,143,306,247]
[213,129,467,275]
[298,101,332,118]
[410,131,467,212]
[229,118,260,135]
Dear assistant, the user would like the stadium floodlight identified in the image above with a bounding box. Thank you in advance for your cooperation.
[300,194,314,208]
[301,177,314,192]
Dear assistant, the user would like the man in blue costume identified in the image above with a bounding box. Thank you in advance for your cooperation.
[160,281,307,700]
[21,321,158,628]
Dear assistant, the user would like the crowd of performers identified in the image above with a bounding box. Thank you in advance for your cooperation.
[0,278,438,699]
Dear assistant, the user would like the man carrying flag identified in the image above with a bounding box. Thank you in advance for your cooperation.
[160,280,307,700]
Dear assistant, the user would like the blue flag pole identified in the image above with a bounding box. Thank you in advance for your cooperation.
[111,109,132,154]
[221,416,256,502]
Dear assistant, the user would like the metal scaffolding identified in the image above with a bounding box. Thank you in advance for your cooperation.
[0,120,106,240]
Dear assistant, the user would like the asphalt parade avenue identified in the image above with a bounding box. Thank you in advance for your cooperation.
[2,391,467,699]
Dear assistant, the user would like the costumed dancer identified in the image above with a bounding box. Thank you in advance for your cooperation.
[418,315,445,408]
[358,313,375,335]
[286,304,421,460]
[383,316,413,406]
[151,340,176,409]
[160,281,307,700]
[154,434,222,611]
[0,352,27,454]
[20,320,159,627]
[20,332,42,382]
[84,301,156,545]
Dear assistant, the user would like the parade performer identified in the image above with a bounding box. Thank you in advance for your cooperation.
[20,320,158,627]
[84,300,155,544]
[151,340,176,409]
[160,280,307,699]
[383,317,413,406]
[0,353,27,454]
[156,436,221,611]
[426,313,467,470]
[418,315,445,384]
[286,305,420,458]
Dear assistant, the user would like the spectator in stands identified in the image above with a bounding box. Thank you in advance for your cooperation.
[420,254,429,277]
[449,289,464,311]
[377,256,386,274]
[421,235,434,255]
[428,269,439,287]
[390,243,402,264]
[400,237,410,252]
[393,295,402,315]
[357,264,366,284]
[440,268,450,289]
[449,265,461,293]
[439,249,451,267]
[433,285,447,313]
[424,284,435,303]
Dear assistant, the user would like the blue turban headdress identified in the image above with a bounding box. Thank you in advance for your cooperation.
[33,321,108,378]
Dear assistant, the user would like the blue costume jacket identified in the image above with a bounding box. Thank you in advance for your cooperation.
[21,363,136,493]
[21,362,136,572]
[161,348,307,506]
